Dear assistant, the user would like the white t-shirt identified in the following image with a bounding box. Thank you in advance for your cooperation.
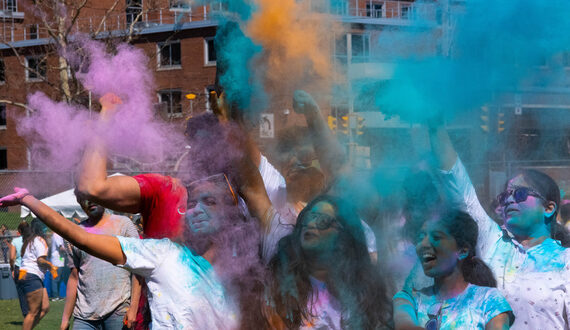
[394,284,513,329]
[21,236,48,280]
[117,237,239,329]
[50,232,65,267]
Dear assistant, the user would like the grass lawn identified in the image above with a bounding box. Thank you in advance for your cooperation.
[0,298,67,329]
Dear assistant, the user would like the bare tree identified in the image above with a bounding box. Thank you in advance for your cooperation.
[0,0,157,108]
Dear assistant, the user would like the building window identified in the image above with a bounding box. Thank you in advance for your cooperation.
[400,4,411,19]
[4,0,17,12]
[0,103,6,128]
[0,148,6,170]
[26,56,47,81]
[0,59,4,84]
[204,38,216,66]
[351,33,370,63]
[170,0,189,11]
[28,24,38,39]
[126,0,143,26]
[366,3,383,18]
[157,41,181,68]
[158,90,182,117]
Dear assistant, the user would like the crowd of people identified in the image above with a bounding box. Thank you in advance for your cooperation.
[0,88,569,330]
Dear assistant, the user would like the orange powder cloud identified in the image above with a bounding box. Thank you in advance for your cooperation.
[247,0,342,93]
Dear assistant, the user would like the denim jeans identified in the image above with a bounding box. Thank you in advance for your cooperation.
[72,310,126,330]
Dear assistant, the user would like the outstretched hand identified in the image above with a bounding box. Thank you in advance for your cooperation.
[0,187,30,207]
[292,90,319,114]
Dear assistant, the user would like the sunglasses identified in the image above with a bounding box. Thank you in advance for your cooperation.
[425,302,442,330]
[496,186,546,206]
[301,212,343,230]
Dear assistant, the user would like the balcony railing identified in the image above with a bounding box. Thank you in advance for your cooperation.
[0,1,433,44]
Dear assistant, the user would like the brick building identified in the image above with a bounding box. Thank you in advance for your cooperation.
[0,0,567,204]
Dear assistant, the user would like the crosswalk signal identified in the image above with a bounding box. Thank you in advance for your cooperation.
[480,106,489,133]
[497,112,505,133]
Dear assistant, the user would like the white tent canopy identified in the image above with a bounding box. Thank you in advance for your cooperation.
[20,173,125,219]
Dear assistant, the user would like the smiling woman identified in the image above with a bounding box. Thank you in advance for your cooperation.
[428,125,570,329]
[393,210,513,330]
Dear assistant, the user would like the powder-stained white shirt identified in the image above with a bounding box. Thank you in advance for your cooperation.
[118,237,239,330]
[395,284,512,329]
[437,158,570,329]
[21,236,48,280]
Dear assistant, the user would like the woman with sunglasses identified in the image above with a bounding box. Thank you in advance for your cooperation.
[394,210,513,330]
[426,124,570,329]
[265,194,392,329]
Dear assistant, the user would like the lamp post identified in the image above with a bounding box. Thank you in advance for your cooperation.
[185,93,196,116]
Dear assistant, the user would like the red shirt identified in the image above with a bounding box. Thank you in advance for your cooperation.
[134,174,186,239]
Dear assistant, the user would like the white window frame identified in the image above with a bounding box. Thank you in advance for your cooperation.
[400,4,412,19]
[158,89,183,118]
[28,24,39,40]
[351,33,370,62]
[157,40,182,70]
[4,0,17,12]
[25,55,47,82]
[169,0,191,12]
[126,0,143,25]
[204,37,216,66]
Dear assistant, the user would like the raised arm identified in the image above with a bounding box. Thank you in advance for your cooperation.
[293,90,349,180]
[76,93,141,213]
[0,188,126,266]
[236,156,273,232]
[427,124,457,171]
[427,122,501,256]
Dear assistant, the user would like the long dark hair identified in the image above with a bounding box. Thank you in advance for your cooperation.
[509,169,570,247]
[269,195,392,329]
[18,221,36,258]
[438,210,496,287]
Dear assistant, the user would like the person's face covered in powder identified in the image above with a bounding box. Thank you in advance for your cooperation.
[185,174,238,236]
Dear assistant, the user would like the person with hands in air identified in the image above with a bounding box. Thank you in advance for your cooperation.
[255,90,378,264]
[423,122,570,329]
[1,176,265,329]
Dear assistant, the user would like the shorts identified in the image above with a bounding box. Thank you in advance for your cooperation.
[19,273,44,295]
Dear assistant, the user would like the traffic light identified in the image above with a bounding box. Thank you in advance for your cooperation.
[497,112,505,133]
[340,115,349,135]
[356,115,365,135]
[480,106,489,133]
[327,115,337,131]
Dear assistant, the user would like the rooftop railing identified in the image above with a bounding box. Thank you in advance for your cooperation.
[0,1,434,44]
